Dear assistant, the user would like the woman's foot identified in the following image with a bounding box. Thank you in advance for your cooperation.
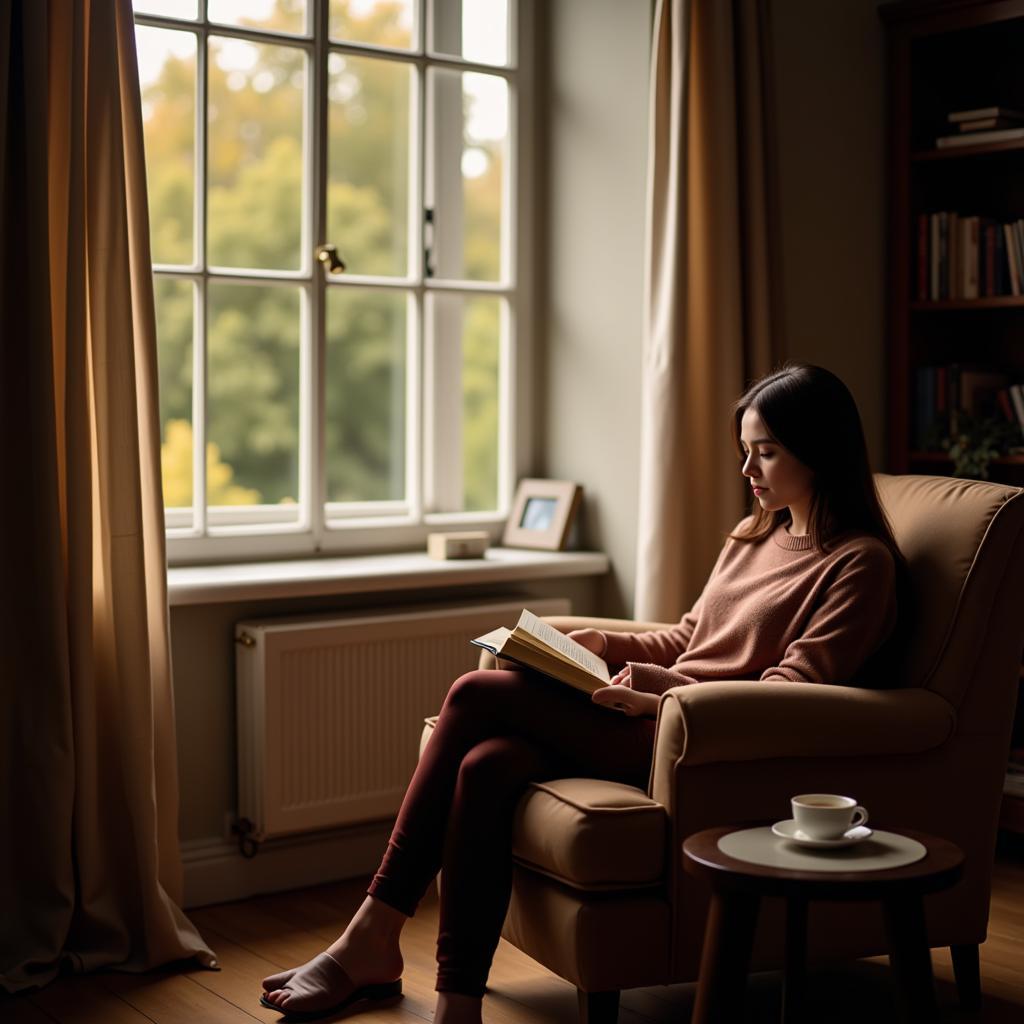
[261,896,405,1016]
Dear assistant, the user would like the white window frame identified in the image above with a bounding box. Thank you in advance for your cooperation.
[134,0,536,565]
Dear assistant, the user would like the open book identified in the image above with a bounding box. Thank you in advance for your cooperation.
[471,609,611,695]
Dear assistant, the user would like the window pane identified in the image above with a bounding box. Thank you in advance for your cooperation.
[207,282,301,507]
[325,287,407,503]
[134,0,198,18]
[155,278,194,509]
[327,54,411,277]
[432,293,501,512]
[137,27,196,266]
[209,0,307,36]
[329,0,414,50]
[431,0,509,66]
[208,38,306,271]
[429,69,507,282]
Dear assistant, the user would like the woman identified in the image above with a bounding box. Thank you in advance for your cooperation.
[259,363,907,1023]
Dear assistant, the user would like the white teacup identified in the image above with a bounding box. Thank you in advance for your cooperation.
[791,793,869,840]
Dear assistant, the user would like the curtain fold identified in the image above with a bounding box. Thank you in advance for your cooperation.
[1,0,215,992]
[635,0,783,621]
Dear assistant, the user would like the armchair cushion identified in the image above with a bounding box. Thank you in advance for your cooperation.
[421,718,666,890]
[512,778,667,889]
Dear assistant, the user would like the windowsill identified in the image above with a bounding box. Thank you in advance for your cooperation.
[167,547,610,606]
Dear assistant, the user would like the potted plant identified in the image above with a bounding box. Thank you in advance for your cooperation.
[937,412,1024,479]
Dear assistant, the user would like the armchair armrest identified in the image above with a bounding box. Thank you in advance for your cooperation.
[649,681,956,805]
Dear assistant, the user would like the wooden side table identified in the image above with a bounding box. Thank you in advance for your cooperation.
[682,825,965,1024]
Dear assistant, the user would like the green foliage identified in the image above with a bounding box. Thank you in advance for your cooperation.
[939,414,1024,480]
[142,0,504,511]
[207,282,300,504]
[325,288,407,502]
[461,297,499,510]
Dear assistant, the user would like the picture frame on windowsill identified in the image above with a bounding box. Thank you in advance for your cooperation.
[502,478,583,551]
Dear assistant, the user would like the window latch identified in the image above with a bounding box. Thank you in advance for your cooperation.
[316,243,346,276]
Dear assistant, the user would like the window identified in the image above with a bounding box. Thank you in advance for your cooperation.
[133,0,528,562]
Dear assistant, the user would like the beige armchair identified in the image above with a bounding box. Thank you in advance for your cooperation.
[420,473,1024,1021]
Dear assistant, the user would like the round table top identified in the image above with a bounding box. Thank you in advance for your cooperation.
[682,823,965,900]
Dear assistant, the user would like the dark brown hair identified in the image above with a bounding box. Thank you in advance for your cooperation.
[727,363,905,572]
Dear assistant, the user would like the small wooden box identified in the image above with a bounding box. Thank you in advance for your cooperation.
[427,530,490,560]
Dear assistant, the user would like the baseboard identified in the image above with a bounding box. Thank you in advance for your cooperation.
[180,819,395,909]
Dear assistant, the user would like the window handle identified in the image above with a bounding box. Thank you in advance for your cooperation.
[316,243,346,276]
[424,208,436,278]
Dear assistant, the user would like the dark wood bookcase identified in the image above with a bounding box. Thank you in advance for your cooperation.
[880,0,1024,833]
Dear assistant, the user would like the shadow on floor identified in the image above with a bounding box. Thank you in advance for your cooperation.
[496,957,1021,1023]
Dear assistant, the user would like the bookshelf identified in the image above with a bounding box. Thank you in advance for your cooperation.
[880,0,1024,834]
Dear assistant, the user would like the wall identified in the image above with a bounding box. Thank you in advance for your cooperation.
[771,0,888,464]
[537,0,654,617]
[538,0,888,620]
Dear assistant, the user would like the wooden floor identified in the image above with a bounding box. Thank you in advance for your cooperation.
[6,834,1024,1024]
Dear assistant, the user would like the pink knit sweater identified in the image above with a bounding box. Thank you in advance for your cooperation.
[603,517,898,695]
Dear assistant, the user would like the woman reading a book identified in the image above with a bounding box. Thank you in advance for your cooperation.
[260,363,907,1023]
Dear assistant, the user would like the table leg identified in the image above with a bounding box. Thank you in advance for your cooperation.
[782,895,808,1024]
[691,888,761,1024]
[577,988,619,1024]
[950,943,981,1011]
[882,894,939,1023]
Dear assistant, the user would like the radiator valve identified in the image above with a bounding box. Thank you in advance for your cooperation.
[231,817,260,858]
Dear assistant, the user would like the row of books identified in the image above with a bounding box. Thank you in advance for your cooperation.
[914,364,1024,449]
[936,105,1024,149]
[1006,748,1024,800]
[915,212,1024,300]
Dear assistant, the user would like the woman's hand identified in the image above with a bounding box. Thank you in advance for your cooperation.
[567,628,607,657]
[609,665,631,687]
[591,684,660,717]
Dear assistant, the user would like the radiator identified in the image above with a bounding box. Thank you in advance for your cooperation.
[234,597,571,842]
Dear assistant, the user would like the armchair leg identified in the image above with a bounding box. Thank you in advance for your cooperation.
[577,988,620,1024]
[950,943,981,1011]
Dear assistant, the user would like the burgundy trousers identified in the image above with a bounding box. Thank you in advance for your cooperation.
[366,668,657,996]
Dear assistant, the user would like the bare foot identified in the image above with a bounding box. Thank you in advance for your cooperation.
[435,992,484,1024]
[261,896,405,1015]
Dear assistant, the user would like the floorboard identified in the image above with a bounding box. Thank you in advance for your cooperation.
[5,837,1023,1024]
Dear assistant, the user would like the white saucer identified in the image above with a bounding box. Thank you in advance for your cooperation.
[771,819,873,849]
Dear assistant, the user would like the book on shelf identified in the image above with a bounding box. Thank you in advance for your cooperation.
[1006,773,1024,800]
[950,212,960,299]
[958,116,1024,132]
[936,126,1024,148]
[983,222,1009,297]
[956,214,977,298]
[998,389,1017,425]
[916,214,927,301]
[913,365,1024,449]
[940,211,949,299]
[916,212,1024,300]
[947,106,1024,123]
[963,368,1012,418]
[471,608,611,695]
[1006,223,1022,296]
[1011,385,1024,433]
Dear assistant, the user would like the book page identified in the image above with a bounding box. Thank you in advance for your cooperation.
[471,626,511,653]
[516,610,610,682]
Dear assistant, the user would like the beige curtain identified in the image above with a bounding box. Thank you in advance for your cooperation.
[0,0,215,992]
[635,0,782,620]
